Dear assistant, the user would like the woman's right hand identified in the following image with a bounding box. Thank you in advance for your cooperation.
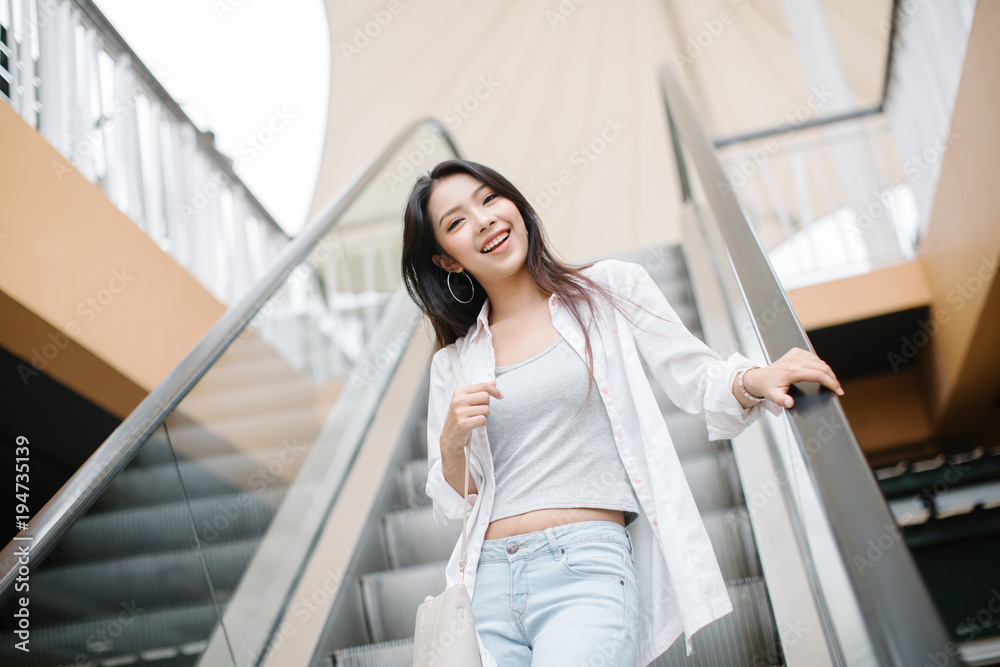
[439,380,503,458]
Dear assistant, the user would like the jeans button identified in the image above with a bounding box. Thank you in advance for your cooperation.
[506,542,518,554]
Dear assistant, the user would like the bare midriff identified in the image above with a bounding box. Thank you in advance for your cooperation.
[483,507,625,540]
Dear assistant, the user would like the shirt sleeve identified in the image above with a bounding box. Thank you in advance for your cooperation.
[425,346,478,529]
[622,261,783,441]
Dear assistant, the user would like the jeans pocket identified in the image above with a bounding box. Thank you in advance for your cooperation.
[559,540,628,582]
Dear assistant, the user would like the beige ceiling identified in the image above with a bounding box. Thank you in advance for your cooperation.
[309,0,892,263]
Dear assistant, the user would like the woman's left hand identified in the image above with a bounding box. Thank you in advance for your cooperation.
[744,347,844,409]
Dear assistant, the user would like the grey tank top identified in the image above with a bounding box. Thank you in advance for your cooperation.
[486,335,640,526]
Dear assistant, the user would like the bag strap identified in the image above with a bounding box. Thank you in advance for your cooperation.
[446,344,472,584]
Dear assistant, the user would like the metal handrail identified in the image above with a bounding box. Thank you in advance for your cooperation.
[658,63,962,667]
[712,104,882,149]
[0,117,460,598]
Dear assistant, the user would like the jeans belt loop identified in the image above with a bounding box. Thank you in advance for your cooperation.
[545,527,561,560]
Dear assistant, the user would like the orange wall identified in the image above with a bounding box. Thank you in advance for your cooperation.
[787,260,932,330]
[0,102,226,417]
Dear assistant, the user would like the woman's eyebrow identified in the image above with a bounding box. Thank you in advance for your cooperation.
[438,183,488,228]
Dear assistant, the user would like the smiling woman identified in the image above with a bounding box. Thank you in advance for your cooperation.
[399,158,843,666]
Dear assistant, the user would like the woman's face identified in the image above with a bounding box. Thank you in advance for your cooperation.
[427,172,529,286]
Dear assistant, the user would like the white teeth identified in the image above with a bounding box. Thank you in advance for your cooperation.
[481,231,509,253]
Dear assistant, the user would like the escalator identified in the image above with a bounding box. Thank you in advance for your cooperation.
[0,65,968,667]
[0,119,457,666]
[326,245,786,666]
[1,331,330,665]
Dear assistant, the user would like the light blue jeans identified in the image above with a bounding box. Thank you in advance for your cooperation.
[471,520,639,666]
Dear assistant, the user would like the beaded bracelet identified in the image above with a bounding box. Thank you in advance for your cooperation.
[738,365,766,402]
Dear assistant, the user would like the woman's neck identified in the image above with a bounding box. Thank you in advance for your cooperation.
[484,270,548,327]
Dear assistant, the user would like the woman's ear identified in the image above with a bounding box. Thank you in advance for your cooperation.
[432,253,462,273]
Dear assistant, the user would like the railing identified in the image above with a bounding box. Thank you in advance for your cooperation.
[0,0,289,303]
[0,117,459,666]
[702,0,926,290]
[714,113,919,290]
[707,0,977,293]
[659,62,964,667]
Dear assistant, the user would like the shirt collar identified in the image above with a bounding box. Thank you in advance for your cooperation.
[472,298,491,337]
[470,293,560,339]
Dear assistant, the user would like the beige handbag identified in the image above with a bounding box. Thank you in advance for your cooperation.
[411,344,483,666]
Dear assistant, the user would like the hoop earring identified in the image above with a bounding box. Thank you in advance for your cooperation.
[447,270,474,304]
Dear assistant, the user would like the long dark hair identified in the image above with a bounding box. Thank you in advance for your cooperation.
[401,159,669,400]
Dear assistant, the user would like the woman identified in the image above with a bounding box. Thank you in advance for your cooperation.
[401,159,843,666]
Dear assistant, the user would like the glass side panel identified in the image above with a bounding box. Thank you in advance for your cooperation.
[0,425,236,667]
[162,123,455,666]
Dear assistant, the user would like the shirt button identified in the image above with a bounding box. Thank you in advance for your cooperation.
[616,432,624,440]
[559,324,565,330]
[652,520,658,528]
[634,478,642,484]
[506,543,519,554]
[602,388,609,395]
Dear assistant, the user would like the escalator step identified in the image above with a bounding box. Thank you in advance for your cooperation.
[163,405,321,462]
[26,538,259,624]
[360,561,446,643]
[703,506,762,582]
[682,449,742,512]
[127,406,319,468]
[97,446,296,512]
[0,600,225,666]
[44,487,286,565]
[332,637,414,666]
[414,416,428,459]
[663,407,723,460]
[398,458,430,508]
[382,505,457,569]
[650,578,782,667]
[181,373,319,422]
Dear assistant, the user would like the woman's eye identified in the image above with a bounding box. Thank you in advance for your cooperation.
[484,193,497,204]
[447,218,462,231]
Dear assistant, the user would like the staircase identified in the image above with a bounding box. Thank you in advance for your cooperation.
[327,245,787,666]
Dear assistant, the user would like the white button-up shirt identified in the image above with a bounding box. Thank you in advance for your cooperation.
[424,259,782,665]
